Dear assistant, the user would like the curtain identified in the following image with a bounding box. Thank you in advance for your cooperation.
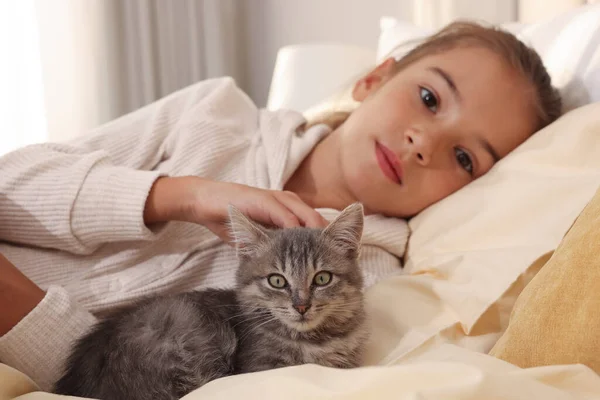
[0,0,47,155]
[118,0,244,114]
[2,0,244,146]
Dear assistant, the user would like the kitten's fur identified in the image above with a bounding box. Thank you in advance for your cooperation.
[54,203,368,400]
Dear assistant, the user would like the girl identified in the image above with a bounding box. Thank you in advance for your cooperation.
[0,22,561,391]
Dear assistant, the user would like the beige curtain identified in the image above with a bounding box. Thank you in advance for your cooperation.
[34,0,244,143]
[0,0,47,155]
[119,0,244,113]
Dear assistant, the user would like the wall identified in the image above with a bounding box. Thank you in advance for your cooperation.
[519,0,587,23]
[238,0,414,106]
[414,0,517,29]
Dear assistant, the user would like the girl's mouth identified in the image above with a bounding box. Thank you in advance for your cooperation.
[375,141,403,185]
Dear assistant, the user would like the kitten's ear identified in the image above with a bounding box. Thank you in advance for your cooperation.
[321,203,364,258]
[228,205,270,259]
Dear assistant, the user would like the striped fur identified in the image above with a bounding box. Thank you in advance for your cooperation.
[54,204,367,400]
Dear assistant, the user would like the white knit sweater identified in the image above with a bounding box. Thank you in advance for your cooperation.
[0,78,408,390]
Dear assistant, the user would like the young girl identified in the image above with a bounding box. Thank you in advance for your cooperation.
[0,22,561,391]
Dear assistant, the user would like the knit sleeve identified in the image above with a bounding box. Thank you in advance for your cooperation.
[0,77,235,255]
[0,286,97,391]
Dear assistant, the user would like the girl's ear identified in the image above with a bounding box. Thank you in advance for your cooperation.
[352,57,396,102]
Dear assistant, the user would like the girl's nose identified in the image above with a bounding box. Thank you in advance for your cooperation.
[405,129,434,166]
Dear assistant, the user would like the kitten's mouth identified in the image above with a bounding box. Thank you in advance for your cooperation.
[293,321,316,331]
[295,314,309,323]
[288,313,324,332]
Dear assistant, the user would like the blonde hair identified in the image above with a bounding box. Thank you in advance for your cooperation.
[307,21,562,132]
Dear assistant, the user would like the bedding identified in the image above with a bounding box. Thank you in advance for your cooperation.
[2,345,600,400]
[366,102,600,365]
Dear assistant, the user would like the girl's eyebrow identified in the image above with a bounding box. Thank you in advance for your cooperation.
[477,136,500,162]
[428,67,461,102]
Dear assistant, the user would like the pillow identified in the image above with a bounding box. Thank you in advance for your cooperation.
[377,4,600,111]
[403,102,600,340]
[267,43,376,113]
[489,185,600,373]
[376,18,430,61]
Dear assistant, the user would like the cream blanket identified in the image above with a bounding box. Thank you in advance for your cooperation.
[2,344,600,400]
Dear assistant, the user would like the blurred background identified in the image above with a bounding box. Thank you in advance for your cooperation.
[0,0,594,154]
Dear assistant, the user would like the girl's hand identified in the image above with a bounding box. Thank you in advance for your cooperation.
[144,177,328,243]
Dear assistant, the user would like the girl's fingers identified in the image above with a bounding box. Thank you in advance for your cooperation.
[244,197,302,229]
[277,191,328,228]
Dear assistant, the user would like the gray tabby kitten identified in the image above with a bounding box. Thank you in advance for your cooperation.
[54,203,368,400]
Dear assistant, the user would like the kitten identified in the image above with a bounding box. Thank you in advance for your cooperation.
[54,203,368,400]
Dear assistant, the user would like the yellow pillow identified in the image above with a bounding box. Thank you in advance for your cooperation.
[490,186,600,373]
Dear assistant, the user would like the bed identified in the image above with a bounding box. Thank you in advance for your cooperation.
[2,2,600,400]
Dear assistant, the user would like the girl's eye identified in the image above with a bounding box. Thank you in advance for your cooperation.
[313,271,332,287]
[267,274,287,289]
[455,148,473,175]
[420,87,438,113]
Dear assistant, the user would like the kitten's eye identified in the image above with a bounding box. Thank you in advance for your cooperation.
[420,87,438,113]
[313,271,332,286]
[267,274,287,289]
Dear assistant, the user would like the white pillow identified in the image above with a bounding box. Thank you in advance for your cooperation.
[267,44,376,113]
[377,17,431,61]
[516,5,600,111]
[377,4,600,111]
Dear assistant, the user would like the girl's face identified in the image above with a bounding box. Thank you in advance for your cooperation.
[338,46,538,217]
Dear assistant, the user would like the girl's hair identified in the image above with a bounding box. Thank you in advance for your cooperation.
[307,21,562,133]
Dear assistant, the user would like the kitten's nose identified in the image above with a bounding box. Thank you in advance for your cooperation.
[294,304,311,315]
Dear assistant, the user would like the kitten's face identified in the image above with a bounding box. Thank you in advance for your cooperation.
[229,204,364,332]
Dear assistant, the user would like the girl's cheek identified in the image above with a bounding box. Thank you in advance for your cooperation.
[383,94,414,128]
[424,170,460,198]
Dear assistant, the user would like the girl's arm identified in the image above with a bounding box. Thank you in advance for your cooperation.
[0,78,233,255]
[0,253,44,336]
[0,253,98,391]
